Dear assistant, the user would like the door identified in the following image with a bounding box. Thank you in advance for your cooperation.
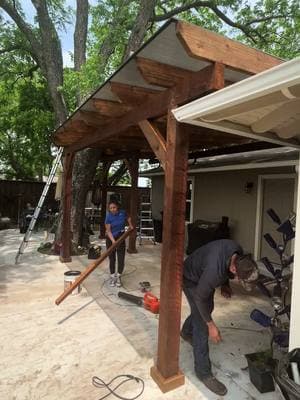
[260,177,295,261]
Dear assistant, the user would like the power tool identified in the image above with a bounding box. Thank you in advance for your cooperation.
[118,291,160,314]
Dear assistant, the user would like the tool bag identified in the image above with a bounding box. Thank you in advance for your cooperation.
[88,245,101,259]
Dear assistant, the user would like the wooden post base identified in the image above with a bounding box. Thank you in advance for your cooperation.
[59,256,72,263]
[150,365,185,393]
[127,248,138,254]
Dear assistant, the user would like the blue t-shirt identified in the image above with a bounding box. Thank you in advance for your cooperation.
[105,209,127,238]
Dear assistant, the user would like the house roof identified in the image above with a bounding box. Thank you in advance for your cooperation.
[52,19,285,160]
[173,57,300,146]
[141,146,299,176]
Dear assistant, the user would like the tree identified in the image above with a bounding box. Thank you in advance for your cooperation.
[0,73,54,180]
[0,0,299,244]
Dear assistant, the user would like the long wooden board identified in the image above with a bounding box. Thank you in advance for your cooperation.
[55,228,133,305]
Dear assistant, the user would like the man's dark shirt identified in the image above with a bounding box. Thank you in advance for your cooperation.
[183,239,243,322]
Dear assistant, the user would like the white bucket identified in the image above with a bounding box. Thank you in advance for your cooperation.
[64,270,81,295]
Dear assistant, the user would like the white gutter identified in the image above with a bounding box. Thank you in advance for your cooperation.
[172,57,300,122]
[143,159,297,176]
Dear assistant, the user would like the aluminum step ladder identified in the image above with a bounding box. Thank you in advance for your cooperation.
[15,147,63,264]
[138,196,155,245]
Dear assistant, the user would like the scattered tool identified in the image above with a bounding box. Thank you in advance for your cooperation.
[139,281,151,292]
[118,291,160,314]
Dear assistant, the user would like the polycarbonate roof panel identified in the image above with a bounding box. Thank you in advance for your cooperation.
[110,59,165,90]
[138,22,210,72]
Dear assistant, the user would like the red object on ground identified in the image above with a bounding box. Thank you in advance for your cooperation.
[144,292,160,314]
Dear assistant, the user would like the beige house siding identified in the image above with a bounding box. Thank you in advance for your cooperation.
[151,166,295,254]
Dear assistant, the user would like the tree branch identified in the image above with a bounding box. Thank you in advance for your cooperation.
[209,5,257,43]
[152,0,287,44]
[244,14,287,26]
[153,1,211,22]
[0,44,24,54]
[0,0,42,62]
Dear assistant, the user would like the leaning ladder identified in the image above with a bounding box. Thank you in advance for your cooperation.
[138,195,156,245]
[15,147,64,264]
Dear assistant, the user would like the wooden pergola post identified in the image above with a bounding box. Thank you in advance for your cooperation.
[99,162,111,239]
[150,98,189,392]
[60,151,74,263]
[126,157,139,253]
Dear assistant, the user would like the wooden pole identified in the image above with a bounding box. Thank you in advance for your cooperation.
[56,228,133,305]
[150,96,189,392]
[60,151,74,263]
[99,162,111,239]
[126,157,139,253]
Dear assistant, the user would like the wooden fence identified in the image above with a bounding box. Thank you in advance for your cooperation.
[0,180,151,224]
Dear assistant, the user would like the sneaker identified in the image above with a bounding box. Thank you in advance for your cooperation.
[116,274,122,287]
[199,375,227,396]
[180,331,193,346]
[109,274,116,287]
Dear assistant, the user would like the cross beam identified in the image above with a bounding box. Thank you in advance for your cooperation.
[65,63,224,153]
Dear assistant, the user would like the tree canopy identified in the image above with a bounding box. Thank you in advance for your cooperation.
[1,0,299,179]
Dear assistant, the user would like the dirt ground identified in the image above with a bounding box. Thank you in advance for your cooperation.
[0,229,283,400]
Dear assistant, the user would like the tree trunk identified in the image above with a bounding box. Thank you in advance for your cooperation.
[74,0,89,105]
[31,0,67,125]
[123,0,156,61]
[71,148,101,245]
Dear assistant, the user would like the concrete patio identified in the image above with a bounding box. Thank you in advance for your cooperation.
[0,229,284,399]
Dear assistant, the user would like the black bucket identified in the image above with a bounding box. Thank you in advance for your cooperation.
[245,350,275,393]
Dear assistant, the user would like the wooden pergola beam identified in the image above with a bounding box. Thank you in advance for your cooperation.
[60,151,75,263]
[77,110,111,126]
[125,157,139,254]
[176,21,282,75]
[136,57,193,88]
[138,120,166,170]
[110,81,161,105]
[64,63,224,153]
[99,161,112,239]
[92,99,132,117]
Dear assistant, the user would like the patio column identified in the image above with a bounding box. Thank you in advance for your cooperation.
[60,151,74,263]
[289,156,300,350]
[99,162,111,239]
[126,157,139,254]
[151,98,188,392]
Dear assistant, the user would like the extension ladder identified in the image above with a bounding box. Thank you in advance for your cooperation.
[138,195,155,245]
[15,147,64,264]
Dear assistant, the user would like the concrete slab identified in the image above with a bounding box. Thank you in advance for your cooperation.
[0,230,283,399]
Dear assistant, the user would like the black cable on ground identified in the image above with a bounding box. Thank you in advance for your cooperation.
[92,374,144,400]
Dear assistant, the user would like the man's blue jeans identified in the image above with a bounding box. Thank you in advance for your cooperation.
[182,286,212,378]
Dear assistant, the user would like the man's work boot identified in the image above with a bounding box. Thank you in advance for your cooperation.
[200,375,227,396]
[180,331,193,346]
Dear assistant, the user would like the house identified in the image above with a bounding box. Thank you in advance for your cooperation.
[143,145,298,261]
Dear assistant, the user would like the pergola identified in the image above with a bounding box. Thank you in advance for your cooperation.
[53,19,298,392]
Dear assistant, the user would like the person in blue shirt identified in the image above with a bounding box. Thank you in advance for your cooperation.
[105,201,133,287]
